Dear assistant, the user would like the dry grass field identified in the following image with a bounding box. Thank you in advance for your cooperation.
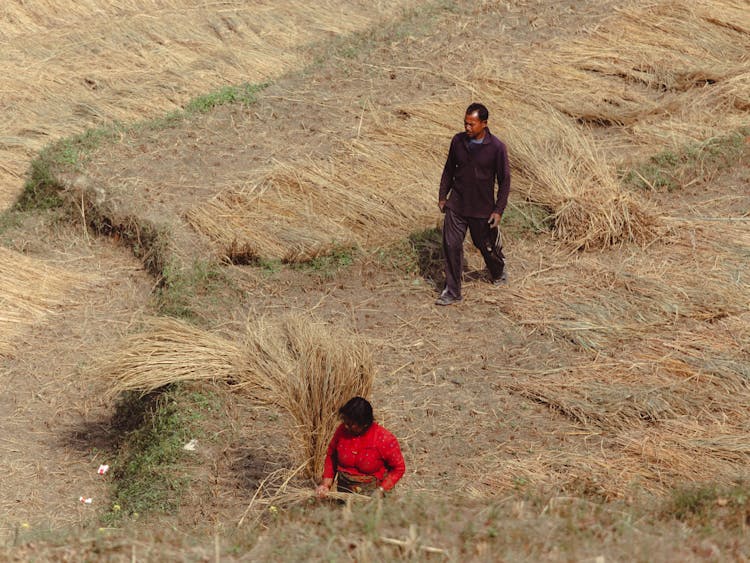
[1,0,749,560]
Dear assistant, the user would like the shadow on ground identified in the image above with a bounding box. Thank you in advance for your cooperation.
[408,227,444,290]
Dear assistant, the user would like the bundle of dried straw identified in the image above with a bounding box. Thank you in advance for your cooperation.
[96,314,374,477]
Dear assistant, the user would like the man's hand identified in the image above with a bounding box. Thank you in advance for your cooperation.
[488,212,502,228]
[438,200,447,213]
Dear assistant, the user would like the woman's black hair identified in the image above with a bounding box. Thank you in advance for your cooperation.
[339,396,374,428]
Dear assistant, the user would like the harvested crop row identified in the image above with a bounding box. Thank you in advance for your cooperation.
[0,0,420,209]
[0,247,98,356]
[187,0,749,258]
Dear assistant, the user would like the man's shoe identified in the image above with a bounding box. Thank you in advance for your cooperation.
[492,271,508,286]
[435,290,462,306]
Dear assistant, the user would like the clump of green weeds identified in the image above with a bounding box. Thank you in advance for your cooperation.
[290,245,358,279]
[14,127,117,212]
[502,201,553,238]
[372,227,442,282]
[407,227,443,282]
[102,386,214,525]
[665,481,750,530]
[184,82,268,114]
[254,257,283,276]
[15,157,65,211]
[155,258,230,320]
[0,209,23,237]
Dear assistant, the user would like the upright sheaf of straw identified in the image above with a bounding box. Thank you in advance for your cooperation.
[97,314,374,478]
[506,108,658,249]
[240,315,374,478]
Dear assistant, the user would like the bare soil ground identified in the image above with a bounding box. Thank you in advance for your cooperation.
[1,0,749,560]
[0,222,152,541]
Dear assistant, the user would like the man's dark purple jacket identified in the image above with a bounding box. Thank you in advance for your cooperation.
[439,127,511,219]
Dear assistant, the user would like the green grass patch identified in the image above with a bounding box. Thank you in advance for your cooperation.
[247,246,358,280]
[407,227,443,281]
[289,245,358,279]
[15,154,67,212]
[665,481,750,530]
[184,82,268,114]
[155,258,230,320]
[14,126,119,212]
[0,209,23,236]
[102,386,213,525]
[229,489,658,561]
[9,480,750,559]
[503,201,553,237]
[622,128,749,191]
[254,257,284,276]
[131,82,269,133]
[371,227,442,288]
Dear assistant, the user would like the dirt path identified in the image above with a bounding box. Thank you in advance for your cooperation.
[0,229,152,538]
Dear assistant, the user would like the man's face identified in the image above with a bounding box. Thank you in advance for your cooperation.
[464,112,487,139]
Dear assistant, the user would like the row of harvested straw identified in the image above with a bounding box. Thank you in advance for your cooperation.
[0,247,97,356]
[186,0,748,258]
[500,221,749,353]
[96,314,374,478]
[0,0,420,210]
[504,0,750,151]
[479,191,749,492]
[489,333,750,494]
[188,90,657,259]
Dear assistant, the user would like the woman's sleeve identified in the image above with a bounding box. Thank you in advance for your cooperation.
[379,431,406,491]
[322,426,341,480]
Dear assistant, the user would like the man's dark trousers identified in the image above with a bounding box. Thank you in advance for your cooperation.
[442,207,505,299]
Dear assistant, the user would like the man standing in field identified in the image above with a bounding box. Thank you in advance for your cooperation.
[436,102,511,306]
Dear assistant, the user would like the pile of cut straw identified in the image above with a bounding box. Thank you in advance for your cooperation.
[96,314,374,477]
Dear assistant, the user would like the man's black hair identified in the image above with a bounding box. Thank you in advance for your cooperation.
[339,396,374,428]
[465,102,489,122]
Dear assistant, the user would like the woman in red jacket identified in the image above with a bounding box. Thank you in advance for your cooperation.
[316,397,405,497]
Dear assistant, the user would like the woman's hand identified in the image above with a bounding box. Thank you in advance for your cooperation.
[316,478,334,498]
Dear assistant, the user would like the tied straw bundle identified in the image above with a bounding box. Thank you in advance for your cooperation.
[96,314,374,478]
